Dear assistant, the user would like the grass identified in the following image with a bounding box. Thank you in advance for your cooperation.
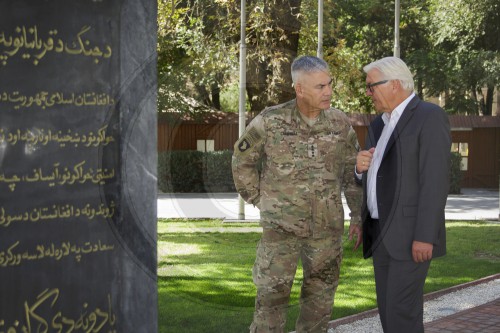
[158,218,260,232]
[157,219,500,333]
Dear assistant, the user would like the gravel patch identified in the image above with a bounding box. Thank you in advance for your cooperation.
[329,277,500,333]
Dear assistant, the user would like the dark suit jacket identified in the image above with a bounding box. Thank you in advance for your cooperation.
[361,95,451,260]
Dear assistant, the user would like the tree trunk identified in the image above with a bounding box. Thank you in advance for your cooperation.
[246,56,271,118]
[485,85,494,116]
[211,82,221,110]
[195,83,213,107]
[416,77,423,99]
[246,0,302,118]
[271,0,301,104]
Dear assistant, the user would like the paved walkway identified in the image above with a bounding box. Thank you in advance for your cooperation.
[325,274,500,333]
[158,188,499,221]
[425,298,500,332]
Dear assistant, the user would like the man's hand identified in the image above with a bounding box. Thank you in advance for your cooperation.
[356,147,375,173]
[349,224,362,250]
[412,241,433,263]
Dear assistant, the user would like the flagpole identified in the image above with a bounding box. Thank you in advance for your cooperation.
[394,0,400,57]
[238,0,247,220]
[317,0,323,58]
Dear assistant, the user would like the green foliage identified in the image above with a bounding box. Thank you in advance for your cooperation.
[449,152,463,194]
[157,0,239,113]
[243,0,302,115]
[424,0,500,115]
[429,0,499,52]
[157,135,465,196]
[323,41,373,113]
[158,0,500,116]
[158,220,500,333]
[158,150,204,192]
[298,1,375,113]
[407,49,450,97]
[158,150,236,193]
[219,82,241,113]
[324,0,393,61]
[204,150,236,192]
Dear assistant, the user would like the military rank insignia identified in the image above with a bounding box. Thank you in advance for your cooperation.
[308,142,318,158]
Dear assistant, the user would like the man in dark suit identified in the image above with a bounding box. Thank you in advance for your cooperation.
[355,57,451,333]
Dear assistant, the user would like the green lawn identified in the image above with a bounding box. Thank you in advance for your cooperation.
[158,220,500,333]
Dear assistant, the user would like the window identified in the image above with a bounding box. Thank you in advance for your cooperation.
[197,139,215,152]
[451,142,468,171]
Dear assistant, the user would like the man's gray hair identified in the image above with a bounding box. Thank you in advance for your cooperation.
[291,56,329,85]
[363,57,415,92]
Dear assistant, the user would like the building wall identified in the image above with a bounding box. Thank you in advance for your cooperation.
[158,120,500,189]
[355,126,500,189]
[462,127,500,188]
[158,121,239,151]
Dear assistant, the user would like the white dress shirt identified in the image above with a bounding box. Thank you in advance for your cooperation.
[366,93,415,219]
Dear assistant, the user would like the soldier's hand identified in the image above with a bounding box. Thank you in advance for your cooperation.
[348,224,362,250]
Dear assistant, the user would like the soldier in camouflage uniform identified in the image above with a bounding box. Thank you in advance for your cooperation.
[232,56,363,333]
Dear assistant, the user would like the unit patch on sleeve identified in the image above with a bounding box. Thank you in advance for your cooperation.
[238,139,251,152]
[238,127,262,152]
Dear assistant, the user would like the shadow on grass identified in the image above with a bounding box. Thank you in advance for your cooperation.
[157,222,500,332]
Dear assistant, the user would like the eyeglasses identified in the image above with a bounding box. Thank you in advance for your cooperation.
[366,80,389,93]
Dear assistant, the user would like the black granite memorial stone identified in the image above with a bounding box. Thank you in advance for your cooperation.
[0,1,157,332]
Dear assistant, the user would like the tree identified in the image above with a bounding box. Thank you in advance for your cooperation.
[157,0,499,117]
[321,0,406,113]
[426,0,500,115]
[157,0,239,116]
[157,0,303,118]
[244,0,302,117]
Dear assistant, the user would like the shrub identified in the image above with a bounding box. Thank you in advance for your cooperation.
[449,152,462,194]
[158,150,236,193]
[159,150,463,194]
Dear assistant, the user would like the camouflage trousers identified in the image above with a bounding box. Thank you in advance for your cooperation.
[249,228,343,333]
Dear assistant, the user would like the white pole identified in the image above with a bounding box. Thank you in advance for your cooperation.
[238,0,247,220]
[394,0,400,57]
[317,0,323,58]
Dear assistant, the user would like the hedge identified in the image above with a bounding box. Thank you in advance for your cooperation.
[158,150,462,194]
[158,150,236,193]
[449,151,463,194]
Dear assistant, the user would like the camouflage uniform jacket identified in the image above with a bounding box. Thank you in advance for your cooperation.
[232,99,362,238]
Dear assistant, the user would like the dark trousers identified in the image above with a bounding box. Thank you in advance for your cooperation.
[372,240,431,333]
